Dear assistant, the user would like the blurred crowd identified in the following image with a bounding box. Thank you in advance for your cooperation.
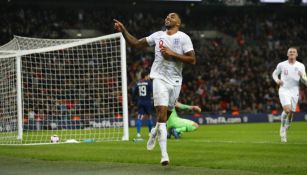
[21,46,123,126]
[0,5,307,117]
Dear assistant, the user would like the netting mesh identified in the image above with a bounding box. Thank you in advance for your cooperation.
[0,34,127,144]
[0,57,19,144]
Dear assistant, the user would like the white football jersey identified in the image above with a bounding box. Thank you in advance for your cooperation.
[274,60,306,93]
[146,31,194,86]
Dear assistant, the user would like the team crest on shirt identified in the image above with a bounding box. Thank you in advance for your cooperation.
[173,38,180,45]
[294,67,298,71]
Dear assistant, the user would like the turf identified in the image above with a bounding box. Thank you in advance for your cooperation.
[0,122,307,175]
[0,128,124,144]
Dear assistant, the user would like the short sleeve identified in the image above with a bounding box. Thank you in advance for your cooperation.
[182,34,194,53]
[146,31,160,47]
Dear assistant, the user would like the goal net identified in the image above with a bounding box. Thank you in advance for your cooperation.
[0,33,129,144]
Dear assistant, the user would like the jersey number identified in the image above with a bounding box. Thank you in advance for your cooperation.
[139,85,147,96]
[159,40,164,48]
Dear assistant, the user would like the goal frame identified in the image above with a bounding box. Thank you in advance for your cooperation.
[0,33,129,144]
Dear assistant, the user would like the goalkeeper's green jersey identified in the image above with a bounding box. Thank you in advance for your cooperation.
[166,109,196,132]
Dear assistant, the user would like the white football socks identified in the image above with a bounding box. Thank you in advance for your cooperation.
[280,111,287,137]
[280,111,287,127]
[158,122,168,158]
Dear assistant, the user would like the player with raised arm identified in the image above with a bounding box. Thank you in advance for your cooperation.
[272,47,307,143]
[132,71,153,138]
[167,102,201,139]
[114,12,196,165]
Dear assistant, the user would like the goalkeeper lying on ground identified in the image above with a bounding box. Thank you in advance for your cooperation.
[167,102,202,139]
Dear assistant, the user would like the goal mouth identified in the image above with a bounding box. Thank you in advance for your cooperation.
[0,33,129,145]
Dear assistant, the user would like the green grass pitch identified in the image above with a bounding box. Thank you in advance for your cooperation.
[0,122,307,175]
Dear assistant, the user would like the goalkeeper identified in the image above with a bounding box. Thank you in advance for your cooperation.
[167,102,201,139]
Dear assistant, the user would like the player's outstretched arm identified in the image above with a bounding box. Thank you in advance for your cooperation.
[113,19,148,49]
[191,106,202,113]
[160,47,196,64]
[175,102,201,112]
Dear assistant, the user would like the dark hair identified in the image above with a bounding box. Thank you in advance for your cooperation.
[141,71,149,79]
[288,47,297,50]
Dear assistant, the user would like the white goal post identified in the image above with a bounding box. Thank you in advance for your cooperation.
[0,33,129,144]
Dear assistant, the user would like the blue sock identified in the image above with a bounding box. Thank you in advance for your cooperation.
[147,119,153,132]
[136,119,142,134]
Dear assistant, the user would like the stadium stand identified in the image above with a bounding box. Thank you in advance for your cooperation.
[0,2,306,121]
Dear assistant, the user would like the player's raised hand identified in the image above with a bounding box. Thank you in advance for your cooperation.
[192,106,202,113]
[113,19,125,32]
[160,46,175,59]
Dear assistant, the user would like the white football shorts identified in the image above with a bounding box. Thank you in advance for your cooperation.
[279,89,299,112]
[153,78,181,111]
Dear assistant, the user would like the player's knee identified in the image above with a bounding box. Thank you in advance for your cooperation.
[284,108,291,114]
[155,106,168,122]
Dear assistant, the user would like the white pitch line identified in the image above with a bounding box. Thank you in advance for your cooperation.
[189,139,307,145]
